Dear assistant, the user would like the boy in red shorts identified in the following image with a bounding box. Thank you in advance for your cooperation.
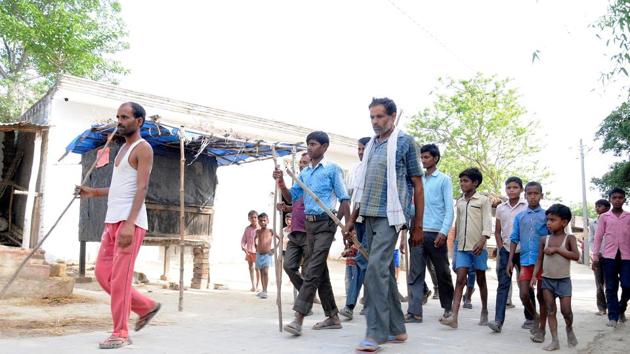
[507,181,548,343]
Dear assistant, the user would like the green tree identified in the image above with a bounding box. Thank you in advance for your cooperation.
[592,101,630,195]
[408,74,547,197]
[0,0,128,121]
[569,202,597,220]
[594,0,630,82]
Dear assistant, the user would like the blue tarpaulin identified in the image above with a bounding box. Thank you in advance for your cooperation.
[65,120,305,166]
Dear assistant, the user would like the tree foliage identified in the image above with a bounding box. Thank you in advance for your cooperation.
[0,0,128,121]
[407,74,547,196]
[594,0,630,82]
[569,202,597,220]
[592,101,630,196]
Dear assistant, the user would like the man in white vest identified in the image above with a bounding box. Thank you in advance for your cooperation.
[77,102,160,349]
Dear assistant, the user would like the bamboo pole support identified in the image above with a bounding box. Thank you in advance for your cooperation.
[284,167,368,259]
[271,145,283,332]
[0,130,117,299]
[178,126,186,312]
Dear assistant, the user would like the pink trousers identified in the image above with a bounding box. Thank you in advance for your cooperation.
[95,222,155,338]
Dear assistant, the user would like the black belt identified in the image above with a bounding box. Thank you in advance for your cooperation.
[305,214,330,222]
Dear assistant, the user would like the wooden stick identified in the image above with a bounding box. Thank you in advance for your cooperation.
[271,146,283,332]
[0,131,117,299]
[395,108,404,127]
[401,230,411,302]
[284,168,368,259]
[290,147,298,302]
[178,126,186,312]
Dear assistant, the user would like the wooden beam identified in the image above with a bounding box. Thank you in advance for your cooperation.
[0,126,47,133]
[22,130,42,249]
[178,126,185,312]
[146,202,213,214]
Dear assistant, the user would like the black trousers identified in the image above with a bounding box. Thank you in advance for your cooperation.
[421,232,455,311]
[293,219,338,317]
[283,231,308,291]
[593,256,607,312]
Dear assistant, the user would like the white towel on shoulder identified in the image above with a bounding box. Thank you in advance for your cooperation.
[352,127,406,230]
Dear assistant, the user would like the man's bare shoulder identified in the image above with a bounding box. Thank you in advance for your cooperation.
[137,140,153,155]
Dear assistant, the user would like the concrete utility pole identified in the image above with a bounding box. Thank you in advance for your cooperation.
[579,139,590,265]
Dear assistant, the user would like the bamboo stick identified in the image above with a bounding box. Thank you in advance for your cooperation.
[284,168,368,259]
[402,229,411,303]
[290,147,298,301]
[178,126,186,312]
[271,146,283,332]
[0,130,117,299]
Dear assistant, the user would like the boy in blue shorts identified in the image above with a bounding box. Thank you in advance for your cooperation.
[254,213,278,299]
[440,168,491,329]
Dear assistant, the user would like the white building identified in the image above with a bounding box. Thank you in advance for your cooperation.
[1,76,359,284]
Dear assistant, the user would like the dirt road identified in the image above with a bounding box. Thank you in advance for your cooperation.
[0,260,627,353]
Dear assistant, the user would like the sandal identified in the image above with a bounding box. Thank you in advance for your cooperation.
[404,313,423,323]
[387,334,407,343]
[135,303,161,332]
[98,335,132,349]
[284,320,302,336]
[356,339,382,353]
[312,317,342,330]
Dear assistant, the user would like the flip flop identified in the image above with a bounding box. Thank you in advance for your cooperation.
[135,302,161,332]
[387,334,407,343]
[404,314,423,323]
[312,318,342,330]
[356,339,382,353]
[98,335,132,349]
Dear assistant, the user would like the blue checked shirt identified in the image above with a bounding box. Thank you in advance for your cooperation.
[510,206,549,266]
[359,132,423,222]
[290,159,350,215]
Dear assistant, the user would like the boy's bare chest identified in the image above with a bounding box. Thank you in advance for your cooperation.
[546,235,566,248]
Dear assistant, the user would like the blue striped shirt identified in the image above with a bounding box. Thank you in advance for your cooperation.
[359,132,422,222]
[290,159,350,215]
[510,206,549,266]
[422,170,454,235]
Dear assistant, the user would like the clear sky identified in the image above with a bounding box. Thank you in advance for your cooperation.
[114,0,626,205]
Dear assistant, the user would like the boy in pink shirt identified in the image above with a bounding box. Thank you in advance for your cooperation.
[241,210,260,292]
[592,188,630,327]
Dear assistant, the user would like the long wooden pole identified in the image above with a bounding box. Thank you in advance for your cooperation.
[290,147,298,301]
[178,126,186,312]
[271,146,283,332]
[22,130,42,248]
[284,167,368,259]
[0,130,117,299]
[402,229,411,302]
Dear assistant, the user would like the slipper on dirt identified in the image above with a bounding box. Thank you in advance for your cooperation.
[404,314,423,323]
[99,335,132,349]
[387,334,407,343]
[356,339,382,353]
[135,302,161,332]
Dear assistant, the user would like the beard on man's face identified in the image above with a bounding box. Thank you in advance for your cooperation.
[118,124,137,137]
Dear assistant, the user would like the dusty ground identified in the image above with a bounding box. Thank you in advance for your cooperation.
[0,259,627,353]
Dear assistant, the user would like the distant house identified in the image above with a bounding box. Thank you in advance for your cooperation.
[0,76,357,286]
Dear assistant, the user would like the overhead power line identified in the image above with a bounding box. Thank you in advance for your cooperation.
[385,0,474,73]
